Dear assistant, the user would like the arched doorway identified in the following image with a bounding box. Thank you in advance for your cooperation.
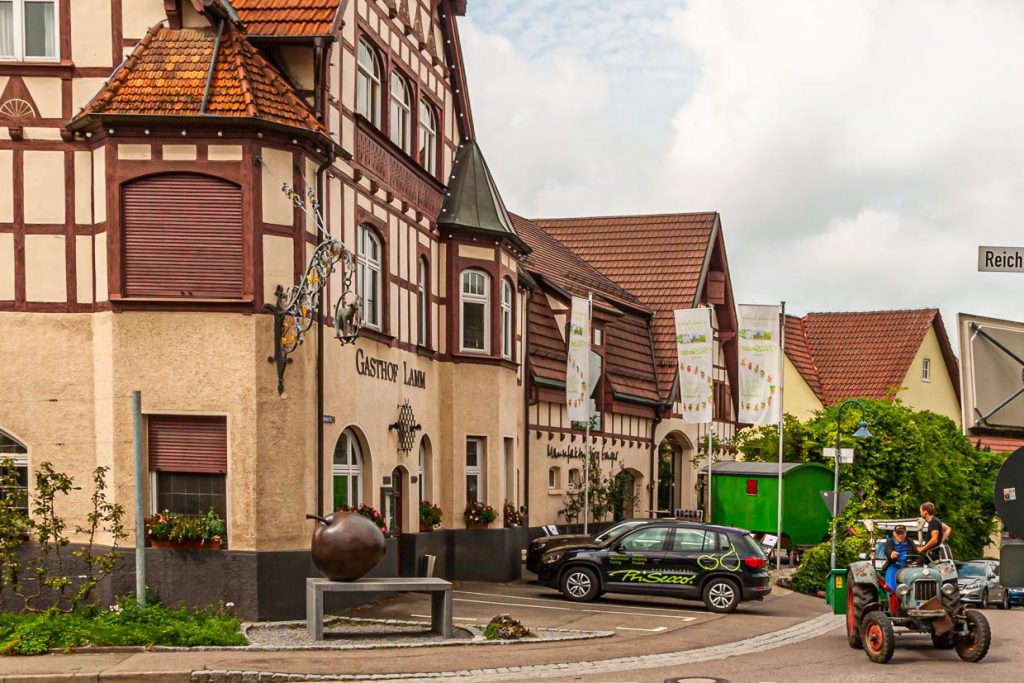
[656,432,693,516]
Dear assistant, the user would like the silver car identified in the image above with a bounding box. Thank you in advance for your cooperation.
[956,560,1010,609]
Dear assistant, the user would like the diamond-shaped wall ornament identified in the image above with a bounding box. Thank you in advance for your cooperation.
[388,400,421,454]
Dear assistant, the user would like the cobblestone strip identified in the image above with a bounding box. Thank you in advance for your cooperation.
[191,612,844,683]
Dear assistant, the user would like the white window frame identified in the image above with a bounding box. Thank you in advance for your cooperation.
[0,449,28,515]
[0,0,58,62]
[417,256,429,347]
[332,429,364,509]
[466,437,484,503]
[548,466,560,490]
[418,99,437,175]
[922,357,931,382]
[356,37,381,126]
[501,278,513,360]
[503,437,515,504]
[568,468,581,489]
[389,70,412,154]
[460,270,490,353]
[418,439,429,502]
[357,225,382,330]
[593,328,603,347]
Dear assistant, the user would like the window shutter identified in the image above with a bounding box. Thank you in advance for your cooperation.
[122,173,243,298]
[148,415,227,474]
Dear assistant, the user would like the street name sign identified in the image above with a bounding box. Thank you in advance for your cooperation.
[823,448,854,464]
[820,490,853,517]
[978,246,1024,273]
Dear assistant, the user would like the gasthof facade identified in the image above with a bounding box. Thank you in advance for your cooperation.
[0,0,744,619]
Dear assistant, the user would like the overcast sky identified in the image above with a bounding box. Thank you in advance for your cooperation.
[458,0,1024,349]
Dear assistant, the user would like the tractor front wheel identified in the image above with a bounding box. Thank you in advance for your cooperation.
[862,611,896,664]
[954,609,992,663]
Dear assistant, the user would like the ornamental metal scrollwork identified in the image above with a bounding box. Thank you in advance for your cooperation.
[388,400,421,454]
[257,156,363,395]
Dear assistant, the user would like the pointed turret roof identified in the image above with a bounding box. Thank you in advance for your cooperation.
[437,140,529,253]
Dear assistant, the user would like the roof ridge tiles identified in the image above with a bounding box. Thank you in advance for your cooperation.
[804,307,939,317]
[532,210,719,223]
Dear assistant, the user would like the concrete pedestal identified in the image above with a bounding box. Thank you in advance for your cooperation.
[305,576,453,640]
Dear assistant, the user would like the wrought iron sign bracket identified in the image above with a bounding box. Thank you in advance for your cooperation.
[388,400,422,455]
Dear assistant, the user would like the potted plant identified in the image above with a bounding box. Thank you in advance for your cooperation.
[145,508,225,550]
[336,503,388,534]
[419,500,443,532]
[463,500,496,529]
[503,500,523,527]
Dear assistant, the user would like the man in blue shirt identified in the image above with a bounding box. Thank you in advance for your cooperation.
[883,524,917,590]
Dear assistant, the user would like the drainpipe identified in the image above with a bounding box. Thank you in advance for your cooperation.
[522,287,531,526]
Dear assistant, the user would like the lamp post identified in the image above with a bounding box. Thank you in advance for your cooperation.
[830,399,872,570]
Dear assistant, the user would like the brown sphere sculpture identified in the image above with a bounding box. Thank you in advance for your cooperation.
[306,511,386,581]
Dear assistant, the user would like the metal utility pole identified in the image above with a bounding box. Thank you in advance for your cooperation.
[132,390,145,606]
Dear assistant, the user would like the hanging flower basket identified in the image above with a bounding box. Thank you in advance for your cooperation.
[419,500,443,532]
[463,501,496,529]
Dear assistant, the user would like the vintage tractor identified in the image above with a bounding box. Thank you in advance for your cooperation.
[845,546,991,664]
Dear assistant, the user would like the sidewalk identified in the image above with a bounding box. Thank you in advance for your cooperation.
[0,587,832,682]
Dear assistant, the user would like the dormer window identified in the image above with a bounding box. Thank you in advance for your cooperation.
[356,38,382,126]
[460,270,490,353]
[0,0,58,61]
[389,71,412,154]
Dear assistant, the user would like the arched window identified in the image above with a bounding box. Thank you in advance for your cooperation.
[501,278,513,359]
[418,99,437,175]
[460,270,490,353]
[389,70,412,154]
[357,225,382,330]
[0,430,28,515]
[417,256,429,347]
[548,466,560,490]
[356,38,382,126]
[418,437,431,502]
[568,468,581,489]
[332,429,363,510]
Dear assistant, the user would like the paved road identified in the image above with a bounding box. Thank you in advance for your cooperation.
[580,605,1023,683]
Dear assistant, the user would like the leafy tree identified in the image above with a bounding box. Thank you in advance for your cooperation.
[734,398,1002,560]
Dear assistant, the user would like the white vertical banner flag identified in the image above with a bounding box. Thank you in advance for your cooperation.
[566,296,591,423]
[737,304,782,424]
[674,308,714,424]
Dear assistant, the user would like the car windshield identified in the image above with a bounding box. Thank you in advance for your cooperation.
[956,563,987,578]
[595,521,644,544]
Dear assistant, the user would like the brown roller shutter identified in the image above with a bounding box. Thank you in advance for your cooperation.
[122,174,244,298]
[148,415,227,474]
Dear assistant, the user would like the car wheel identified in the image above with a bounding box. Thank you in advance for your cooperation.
[955,609,992,663]
[862,611,895,664]
[1000,592,1009,610]
[702,577,740,613]
[980,589,989,609]
[560,566,599,602]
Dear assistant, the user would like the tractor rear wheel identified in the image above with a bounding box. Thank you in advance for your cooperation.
[954,609,991,663]
[862,611,896,664]
[846,570,876,649]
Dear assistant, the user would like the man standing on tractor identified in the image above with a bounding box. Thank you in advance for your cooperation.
[883,524,917,589]
[918,502,947,559]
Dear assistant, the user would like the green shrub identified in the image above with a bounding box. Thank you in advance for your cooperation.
[791,536,868,595]
[0,597,247,655]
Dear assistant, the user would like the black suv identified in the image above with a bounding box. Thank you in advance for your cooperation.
[535,521,771,613]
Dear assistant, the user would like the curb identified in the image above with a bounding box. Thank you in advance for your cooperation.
[189,612,844,682]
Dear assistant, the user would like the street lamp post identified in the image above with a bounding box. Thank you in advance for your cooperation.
[830,399,872,571]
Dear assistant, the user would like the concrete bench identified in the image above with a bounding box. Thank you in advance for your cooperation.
[305,577,453,640]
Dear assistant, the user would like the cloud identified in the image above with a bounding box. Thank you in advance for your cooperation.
[461,1,1024,343]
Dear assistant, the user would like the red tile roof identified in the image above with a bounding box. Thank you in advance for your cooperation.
[72,25,326,136]
[784,315,824,401]
[786,309,956,405]
[536,213,719,400]
[969,433,1024,453]
[230,0,341,37]
[515,214,660,404]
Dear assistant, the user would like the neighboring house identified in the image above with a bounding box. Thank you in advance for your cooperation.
[537,213,741,515]
[782,309,961,424]
[514,215,660,526]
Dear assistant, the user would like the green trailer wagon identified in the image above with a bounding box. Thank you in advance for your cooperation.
[703,461,834,551]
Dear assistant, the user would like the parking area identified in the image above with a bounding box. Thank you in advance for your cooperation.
[342,578,763,634]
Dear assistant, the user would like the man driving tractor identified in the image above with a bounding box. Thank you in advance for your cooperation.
[883,524,917,589]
